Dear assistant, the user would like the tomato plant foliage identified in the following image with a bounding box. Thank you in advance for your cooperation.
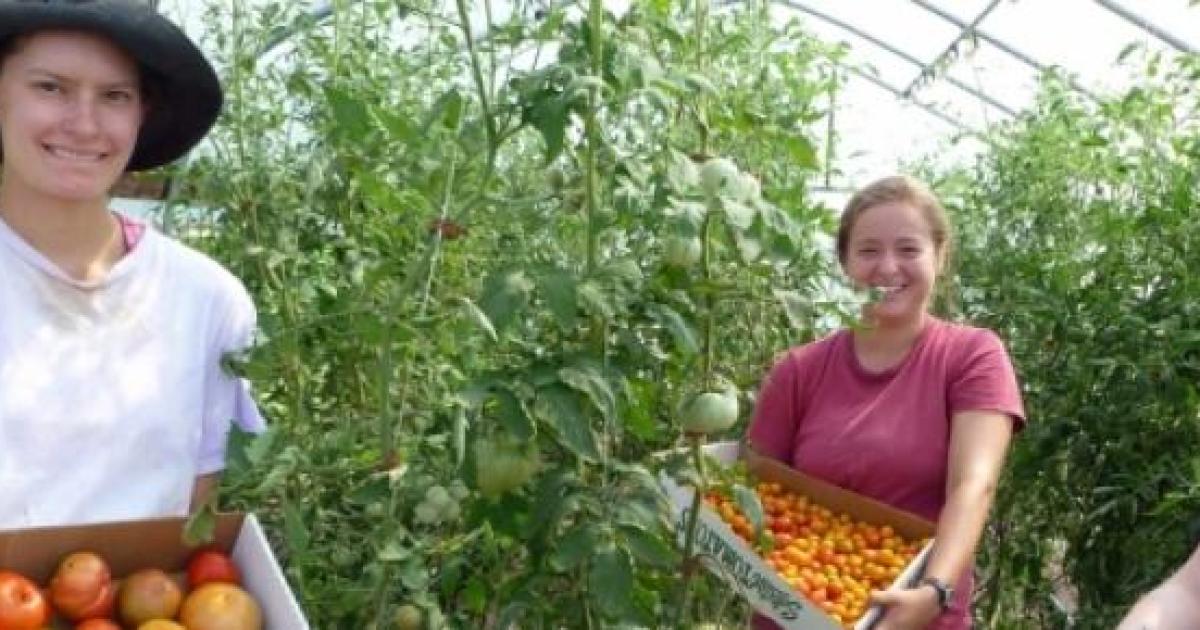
[181,0,842,626]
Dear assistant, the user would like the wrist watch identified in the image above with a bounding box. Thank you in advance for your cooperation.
[919,576,954,612]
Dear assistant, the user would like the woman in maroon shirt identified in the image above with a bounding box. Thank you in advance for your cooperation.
[748,175,1025,629]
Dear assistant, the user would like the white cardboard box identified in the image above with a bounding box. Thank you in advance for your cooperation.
[0,512,309,629]
[660,442,933,630]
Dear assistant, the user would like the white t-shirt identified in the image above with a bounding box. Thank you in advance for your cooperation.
[0,217,263,529]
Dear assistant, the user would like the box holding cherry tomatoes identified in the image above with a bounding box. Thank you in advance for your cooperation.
[0,512,307,629]
[660,442,936,630]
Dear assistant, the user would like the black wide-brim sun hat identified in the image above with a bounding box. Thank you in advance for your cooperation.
[0,0,223,171]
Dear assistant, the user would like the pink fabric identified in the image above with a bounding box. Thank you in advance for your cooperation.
[747,317,1025,630]
[115,212,146,251]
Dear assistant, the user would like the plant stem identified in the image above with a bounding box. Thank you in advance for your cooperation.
[673,434,709,628]
[456,0,499,171]
[583,0,604,276]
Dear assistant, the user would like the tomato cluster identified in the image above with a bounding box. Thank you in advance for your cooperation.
[0,549,258,630]
[705,482,926,628]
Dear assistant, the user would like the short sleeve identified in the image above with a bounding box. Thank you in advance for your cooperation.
[198,283,265,475]
[949,329,1026,431]
[747,350,803,462]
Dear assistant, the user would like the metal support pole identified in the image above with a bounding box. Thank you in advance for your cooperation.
[1094,0,1196,55]
[908,0,1100,102]
[777,0,1017,117]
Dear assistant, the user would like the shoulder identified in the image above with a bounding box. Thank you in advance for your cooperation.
[928,318,1007,354]
[769,329,844,373]
[145,229,254,317]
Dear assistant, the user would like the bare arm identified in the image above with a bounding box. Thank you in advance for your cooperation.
[924,409,1015,585]
[874,410,1015,629]
[1118,544,1200,630]
[190,473,221,512]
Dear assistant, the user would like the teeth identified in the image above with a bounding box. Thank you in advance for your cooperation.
[48,146,104,161]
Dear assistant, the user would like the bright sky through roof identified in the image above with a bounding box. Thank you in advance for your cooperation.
[157,0,1199,196]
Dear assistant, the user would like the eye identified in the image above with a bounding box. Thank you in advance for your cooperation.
[32,79,61,94]
[104,89,136,104]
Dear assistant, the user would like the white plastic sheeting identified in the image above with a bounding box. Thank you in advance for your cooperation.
[156,0,1200,191]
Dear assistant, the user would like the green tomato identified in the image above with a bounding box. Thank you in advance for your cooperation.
[474,438,540,498]
[394,604,423,630]
[663,236,702,268]
[414,501,440,525]
[424,485,451,509]
[699,157,740,199]
[680,390,739,434]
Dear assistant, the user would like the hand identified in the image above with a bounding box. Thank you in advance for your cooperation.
[869,585,942,630]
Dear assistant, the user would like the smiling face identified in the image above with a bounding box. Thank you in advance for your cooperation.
[837,177,950,329]
[0,29,144,206]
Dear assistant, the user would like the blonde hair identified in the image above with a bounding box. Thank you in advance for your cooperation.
[836,175,952,268]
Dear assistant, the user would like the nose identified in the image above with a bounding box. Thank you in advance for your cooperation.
[876,249,899,275]
[64,95,101,137]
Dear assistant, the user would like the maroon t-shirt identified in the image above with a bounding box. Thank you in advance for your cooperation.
[747,316,1025,629]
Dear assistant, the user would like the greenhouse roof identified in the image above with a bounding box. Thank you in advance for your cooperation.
[158,0,1199,194]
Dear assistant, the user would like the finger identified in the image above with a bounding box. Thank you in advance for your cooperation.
[869,589,894,605]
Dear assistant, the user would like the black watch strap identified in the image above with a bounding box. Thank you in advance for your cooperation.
[919,576,953,612]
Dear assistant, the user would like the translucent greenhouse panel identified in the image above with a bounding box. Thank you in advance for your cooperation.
[820,76,974,186]
[940,40,1039,118]
[981,0,1192,94]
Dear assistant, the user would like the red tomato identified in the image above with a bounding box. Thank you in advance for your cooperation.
[49,551,114,621]
[0,570,50,630]
[76,619,121,630]
[187,550,242,590]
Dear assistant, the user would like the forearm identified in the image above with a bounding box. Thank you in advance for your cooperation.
[922,477,998,584]
[1119,545,1200,629]
[1118,582,1200,629]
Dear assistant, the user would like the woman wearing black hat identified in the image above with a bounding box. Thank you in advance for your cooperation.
[0,0,263,528]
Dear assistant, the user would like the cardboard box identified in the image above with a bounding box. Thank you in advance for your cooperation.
[660,442,935,630]
[0,512,309,630]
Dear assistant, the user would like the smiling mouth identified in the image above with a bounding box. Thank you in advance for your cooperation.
[45,145,107,162]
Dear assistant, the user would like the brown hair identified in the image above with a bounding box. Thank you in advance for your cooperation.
[836,174,953,269]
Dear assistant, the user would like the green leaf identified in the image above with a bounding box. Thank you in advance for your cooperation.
[535,385,601,461]
[479,268,534,332]
[456,296,497,341]
[494,388,536,441]
[723,200,757,230]
[650,303,699,355]
[182,501,217,548]
[558,363,617,424]
[423,88,464,131]
[577,281,615,320]
[773,289,809,330]
[536,266,578,329]
[526,90,571,162]
[784,134,818,169]
[283,500,311,554]
[550,524,599,571]
[618,524,677,568]
[463,578,488,614]
[733,483,765,537]
[324,84,372,141]
[399,557,431,590]
[589,546,634,617]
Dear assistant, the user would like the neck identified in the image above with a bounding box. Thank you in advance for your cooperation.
[0,179,124,282]
[855,312,930,356]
